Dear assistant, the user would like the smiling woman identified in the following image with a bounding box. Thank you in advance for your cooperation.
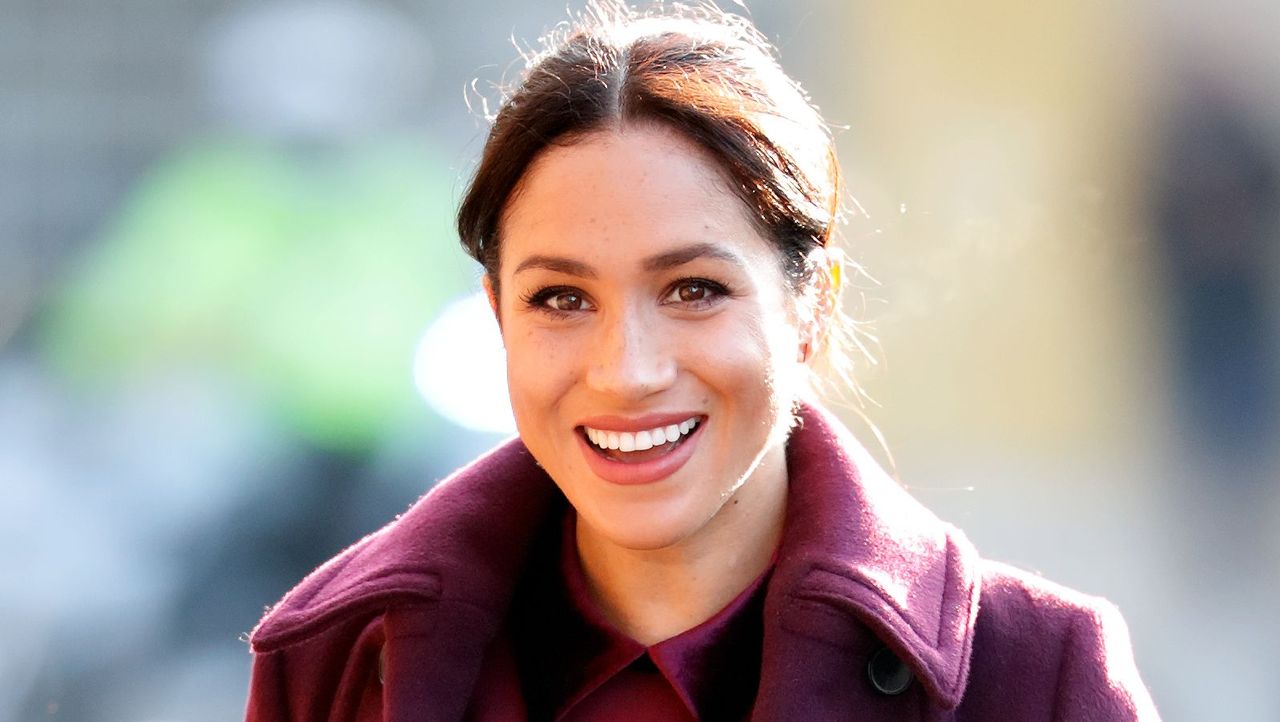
[244,2,1159,720]
[493,125,799,644]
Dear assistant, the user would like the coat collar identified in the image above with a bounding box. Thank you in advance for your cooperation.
[250,403,980,710]
[768,403,980,709]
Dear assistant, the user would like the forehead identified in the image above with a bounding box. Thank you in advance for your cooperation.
[499,124,779,271]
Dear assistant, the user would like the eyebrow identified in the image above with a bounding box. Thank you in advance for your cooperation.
[512,255,597,278]
[512,242,746,277]
[642,242,746,272]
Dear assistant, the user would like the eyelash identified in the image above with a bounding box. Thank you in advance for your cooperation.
[663,278,731,309]
[520,285,591,317]
[520,278,732,317]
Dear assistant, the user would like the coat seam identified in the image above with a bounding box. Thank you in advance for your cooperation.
[254,592,436,653]
[939,534,979,703]
[1050,603,1080,719]
[274,646,293,721]
[795,564,934,645]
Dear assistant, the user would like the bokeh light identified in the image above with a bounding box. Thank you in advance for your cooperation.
[414,291,516,435]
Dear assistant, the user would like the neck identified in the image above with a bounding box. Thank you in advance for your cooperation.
[574,445,788,646]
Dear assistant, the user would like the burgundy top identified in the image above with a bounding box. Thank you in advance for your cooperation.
[504,512,772,722]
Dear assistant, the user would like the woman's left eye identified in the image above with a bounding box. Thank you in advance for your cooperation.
[663,279,728,306]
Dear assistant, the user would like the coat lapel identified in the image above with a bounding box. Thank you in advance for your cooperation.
[252,440,562,721]
[754,404,981,718]
[379,601,505,722]
[373,442,563,720]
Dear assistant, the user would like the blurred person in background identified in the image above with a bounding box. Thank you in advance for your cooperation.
[1154,64,1280,562]
[244,2,1157,720]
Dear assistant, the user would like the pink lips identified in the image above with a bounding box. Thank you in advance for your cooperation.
[575,413,704,485]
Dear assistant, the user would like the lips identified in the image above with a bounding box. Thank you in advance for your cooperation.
[575,414,705,485]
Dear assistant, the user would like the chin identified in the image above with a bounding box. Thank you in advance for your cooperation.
[577,495,713,552]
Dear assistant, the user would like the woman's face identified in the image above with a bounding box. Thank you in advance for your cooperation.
[491,123,808,552]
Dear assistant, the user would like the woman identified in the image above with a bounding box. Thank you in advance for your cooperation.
[245,3,1158,720]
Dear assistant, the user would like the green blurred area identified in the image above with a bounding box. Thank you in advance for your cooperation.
[39,136,473,453]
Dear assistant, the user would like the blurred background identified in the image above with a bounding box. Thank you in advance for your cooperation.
[1,0,1277,719]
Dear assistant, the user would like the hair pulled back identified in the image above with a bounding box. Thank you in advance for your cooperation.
[458,1,870,404]
[458,1,842,292]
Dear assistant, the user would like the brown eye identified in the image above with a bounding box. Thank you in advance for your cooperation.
[524,285,595,314]
[551,292,585,311]
[663,278,728,307]
[677,283,707,303]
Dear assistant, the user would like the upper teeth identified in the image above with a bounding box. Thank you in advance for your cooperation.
[584,417,699,452]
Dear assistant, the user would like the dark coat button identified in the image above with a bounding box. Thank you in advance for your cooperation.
[867,645,913,696]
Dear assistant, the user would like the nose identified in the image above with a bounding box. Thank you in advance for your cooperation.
[585,304,677,401]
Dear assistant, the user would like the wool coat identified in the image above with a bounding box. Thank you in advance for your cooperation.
[245,404,1159,721]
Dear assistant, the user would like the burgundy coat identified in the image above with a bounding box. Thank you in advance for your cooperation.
[245,404,1159,721]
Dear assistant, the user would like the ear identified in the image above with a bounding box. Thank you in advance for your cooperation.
[798,247,842,365]
[482,274,498,315]
[482,275,503,332]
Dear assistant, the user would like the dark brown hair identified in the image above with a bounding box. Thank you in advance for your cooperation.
[457,1,841,292]
[458,1,870,400]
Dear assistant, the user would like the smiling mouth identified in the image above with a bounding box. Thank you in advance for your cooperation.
[579,417,701,464]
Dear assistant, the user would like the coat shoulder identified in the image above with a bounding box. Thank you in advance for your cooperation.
[977,560,1112,642]
[247,516,444,655]
[247,437,554,654]
[958,560,1159,720]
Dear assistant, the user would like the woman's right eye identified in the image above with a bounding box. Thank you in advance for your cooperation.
[524,286,595,314]
[547,291,587,311]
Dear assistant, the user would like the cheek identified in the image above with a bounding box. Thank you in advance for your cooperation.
[687,306,803,399]
[501,323,579,420]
